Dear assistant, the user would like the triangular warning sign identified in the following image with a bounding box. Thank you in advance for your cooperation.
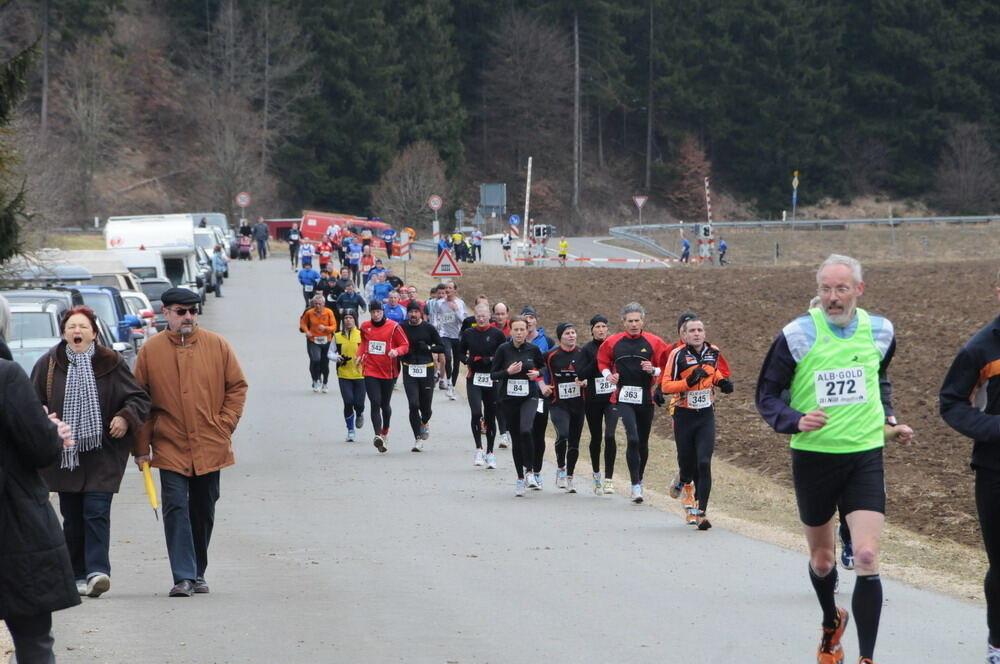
[430,249,462,277]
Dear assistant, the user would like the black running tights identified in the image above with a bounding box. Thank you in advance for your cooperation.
[501,398,538,480]
[306,340,331,384]
[977,466,1000,646]
[673,407,716,513]
[466,379,497,452]
[402,372,435,438]
[585,399,617,478]
[618,403,654,485]
[551,405,585,476]
[364,376,395,434]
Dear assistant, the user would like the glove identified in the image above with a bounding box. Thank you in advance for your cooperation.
[686,367,709,387]
[717,378,734,394]
[653,386,666,406]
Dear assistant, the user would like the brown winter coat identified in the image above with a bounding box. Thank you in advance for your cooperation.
[32,341,151,493]
[133,327,247,477]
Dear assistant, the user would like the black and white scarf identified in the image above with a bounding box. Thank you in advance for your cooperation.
[61,343,103,470]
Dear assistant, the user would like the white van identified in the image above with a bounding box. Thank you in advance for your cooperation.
[105,214,207,301]
[112,248,166,281]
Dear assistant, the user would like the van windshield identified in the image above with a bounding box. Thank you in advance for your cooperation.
[130,266,158,279]
[163,258,186,286]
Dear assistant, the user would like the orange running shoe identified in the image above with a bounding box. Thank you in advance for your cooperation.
[681,483,697,524]
[817,607,849,664]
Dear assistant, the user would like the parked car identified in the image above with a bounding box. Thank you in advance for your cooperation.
[193,242,215,299]
[0,287,84,320]
[9,304,60,340]
[121,289,157,346]
[6,309,127,374]
[192,212,239,259]
[74,285,141,365]
[138,278,171,331]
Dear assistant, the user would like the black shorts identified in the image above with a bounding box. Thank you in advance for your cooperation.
[791,447,885,527]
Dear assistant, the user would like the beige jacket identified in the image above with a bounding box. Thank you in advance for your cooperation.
[133,327,248,476]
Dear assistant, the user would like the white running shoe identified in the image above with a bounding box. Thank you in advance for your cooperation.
[321,384,329,393]
[485,453,497,469]
[447,385,457,400]
[346,430,356,442]
[419,424,430,440]
[631,484,644,503]
[556,468,567,489]
[474,449,485,466]
[498,432,510,448]
[565,477,576,493]
[526,473,539,489]
[515,479,526,497]
[412,439,423,452]
[593,473,603,495]
[603,478,615,494]
[312,380,320,393]
[533,473,543,490]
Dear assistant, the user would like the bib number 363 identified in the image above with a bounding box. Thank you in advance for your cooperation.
[618,385,642,405]
[813,367,867,407]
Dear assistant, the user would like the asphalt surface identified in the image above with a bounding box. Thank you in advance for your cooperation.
[479,236,669,268]
[49,254,983,663]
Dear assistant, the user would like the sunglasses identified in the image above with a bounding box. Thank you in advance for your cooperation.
[168,306,199,316]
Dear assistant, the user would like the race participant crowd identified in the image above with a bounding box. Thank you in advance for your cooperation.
[4,246,1000,664]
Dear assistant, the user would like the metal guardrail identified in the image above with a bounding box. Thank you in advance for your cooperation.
[609,214,1000,259]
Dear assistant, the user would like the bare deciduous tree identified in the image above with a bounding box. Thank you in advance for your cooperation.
[933,122,998,214]
[839,132,890,194]
[371,141,448,232]
[661,135,711,222]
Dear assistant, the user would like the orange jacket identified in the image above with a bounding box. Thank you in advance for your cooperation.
[660,342,730,410]
[299,307,337,342]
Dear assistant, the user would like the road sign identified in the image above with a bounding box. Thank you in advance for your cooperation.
[508,214,521,226]
[632,195,648,210]
[235,192,251,208]
[428,195,443,211]
[430,249,462,277]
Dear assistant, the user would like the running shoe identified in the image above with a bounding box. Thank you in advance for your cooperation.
[356,413,365,430]
[498,432,510,448]
[816,607,849,664]
[86,573,111,598]
[668,474,684,499]
[321,384,329,394]
[438,377,446,390]
[858,659,873,664]
[694,510,712,531]
[556,468,567,489]
[447,385,457,400]
[840,538,855,570]
[533,473,543,490]
[565,477,576,493]
[485,453,497,469]
[526,473,539,489]
[373,434,387,453]
[412,438,423,452]
[474,449,485,466]
[987,642,1000,664]
[346,430,356,442]
[593,473,603,495]
[680,482,696,512]
[602,478,615,494]
[685,507,698,525]
[419,424,430,441]
[631,484,643,503]
[515,479,525,497]
[312,380,320,393]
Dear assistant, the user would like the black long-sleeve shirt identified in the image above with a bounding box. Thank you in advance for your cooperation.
[400,321,444,365]
[490,340,545,401]
[940,314,1000,471]
[578,338,614,404]
[459,325,507,377]
[546,346,585,410]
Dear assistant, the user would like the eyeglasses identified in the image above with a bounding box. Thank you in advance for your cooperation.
[168,306,199,316]
[817,286,852,296]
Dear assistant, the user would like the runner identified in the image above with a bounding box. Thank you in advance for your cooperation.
[317,238,333,274]
[383,290,407,324]
[459,303,506,468]
[522,306,555,487]
[557,236,569,266]
[430,281,466,401]
[287,222,302,271]
[297,261,321,308]
[382,226,396,260]
[471,227,483,262]
[299,241,316,270]
[755,254,913,664]
[492,301,512,448]
[399,301,444,452]
[939,273,1000,664]
[490,316,547,496]
[359,301,409,453]
[545,322,586,492]
[718,237,728,266]
[360,245,377,285]
[596,302,671,504]
[501,231,513,264]
[661,314,733,529]
[680,236,691,263]
[332,313,365,442]
[299,295,337,393]
[346,236,363,286]
[578,314,619,495]
[335,281,366,323]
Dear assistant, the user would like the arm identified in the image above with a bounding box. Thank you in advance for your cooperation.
[660,347,689,394]
[940,347,1000,442]
[878,337,897,418]
[2,363,63,468]
[490,345,509,380]
[755,333,806,435]
[132,349,153,457]
[596,334,615,375]
[111,363,152,434]
[389,324,410,358]
[218,341,249,434]
[428,326,445,355]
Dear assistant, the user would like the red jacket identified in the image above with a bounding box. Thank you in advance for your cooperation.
[359,319,409,379]
[596,331,672,405]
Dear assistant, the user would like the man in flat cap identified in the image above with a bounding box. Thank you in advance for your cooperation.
[132,288,248,597]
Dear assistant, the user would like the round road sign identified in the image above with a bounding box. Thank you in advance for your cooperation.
[235,192,252,208]
[427,195,443,211]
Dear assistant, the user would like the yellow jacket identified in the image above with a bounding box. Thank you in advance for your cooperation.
[335,328,363,380]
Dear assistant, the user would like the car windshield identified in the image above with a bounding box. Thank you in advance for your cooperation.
[11,311,57,339]
[130,266,159,279]
[140,281,171,301]
[10,345,52,375]
[80,292,117,327]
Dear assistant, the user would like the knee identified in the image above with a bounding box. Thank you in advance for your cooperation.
[810,552,836,577]
[697,458,712,475]
[854,545,878,570]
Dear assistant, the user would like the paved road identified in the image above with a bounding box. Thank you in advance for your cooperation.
[50,256,982,662]
[479,236,669,269]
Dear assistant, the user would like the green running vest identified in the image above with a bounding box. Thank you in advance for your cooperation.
[789,307,884,453]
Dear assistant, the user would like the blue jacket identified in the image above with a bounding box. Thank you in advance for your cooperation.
[384,304,406,324]
[371,282,393,302]
[298,268,321,287]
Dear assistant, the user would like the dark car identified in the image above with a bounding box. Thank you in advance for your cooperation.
[138,277,172,331]
[1,287,85,320]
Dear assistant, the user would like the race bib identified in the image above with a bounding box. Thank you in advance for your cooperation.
[687,388,712,409]
[408,364,427,378]
[558,382,581,400]
[473,373,493,387]
[507,379,528,397]
[595,377,614,395]
[618,385,642,404]
[814,367,867,407]
[369,340,386,355]
[303,284,314,292]
[312,336,328,345]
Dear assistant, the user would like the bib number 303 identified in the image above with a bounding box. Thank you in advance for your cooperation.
[813,367,867,407]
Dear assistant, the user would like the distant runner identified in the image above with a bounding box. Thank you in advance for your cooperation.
[459,304,506,468]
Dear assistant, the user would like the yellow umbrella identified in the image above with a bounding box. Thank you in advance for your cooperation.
[141,461,159,520]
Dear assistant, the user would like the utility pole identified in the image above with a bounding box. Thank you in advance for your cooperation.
[644,0,654,193]
[572,13,581,213]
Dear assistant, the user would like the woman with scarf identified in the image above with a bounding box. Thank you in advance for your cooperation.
[31,306,151,598]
